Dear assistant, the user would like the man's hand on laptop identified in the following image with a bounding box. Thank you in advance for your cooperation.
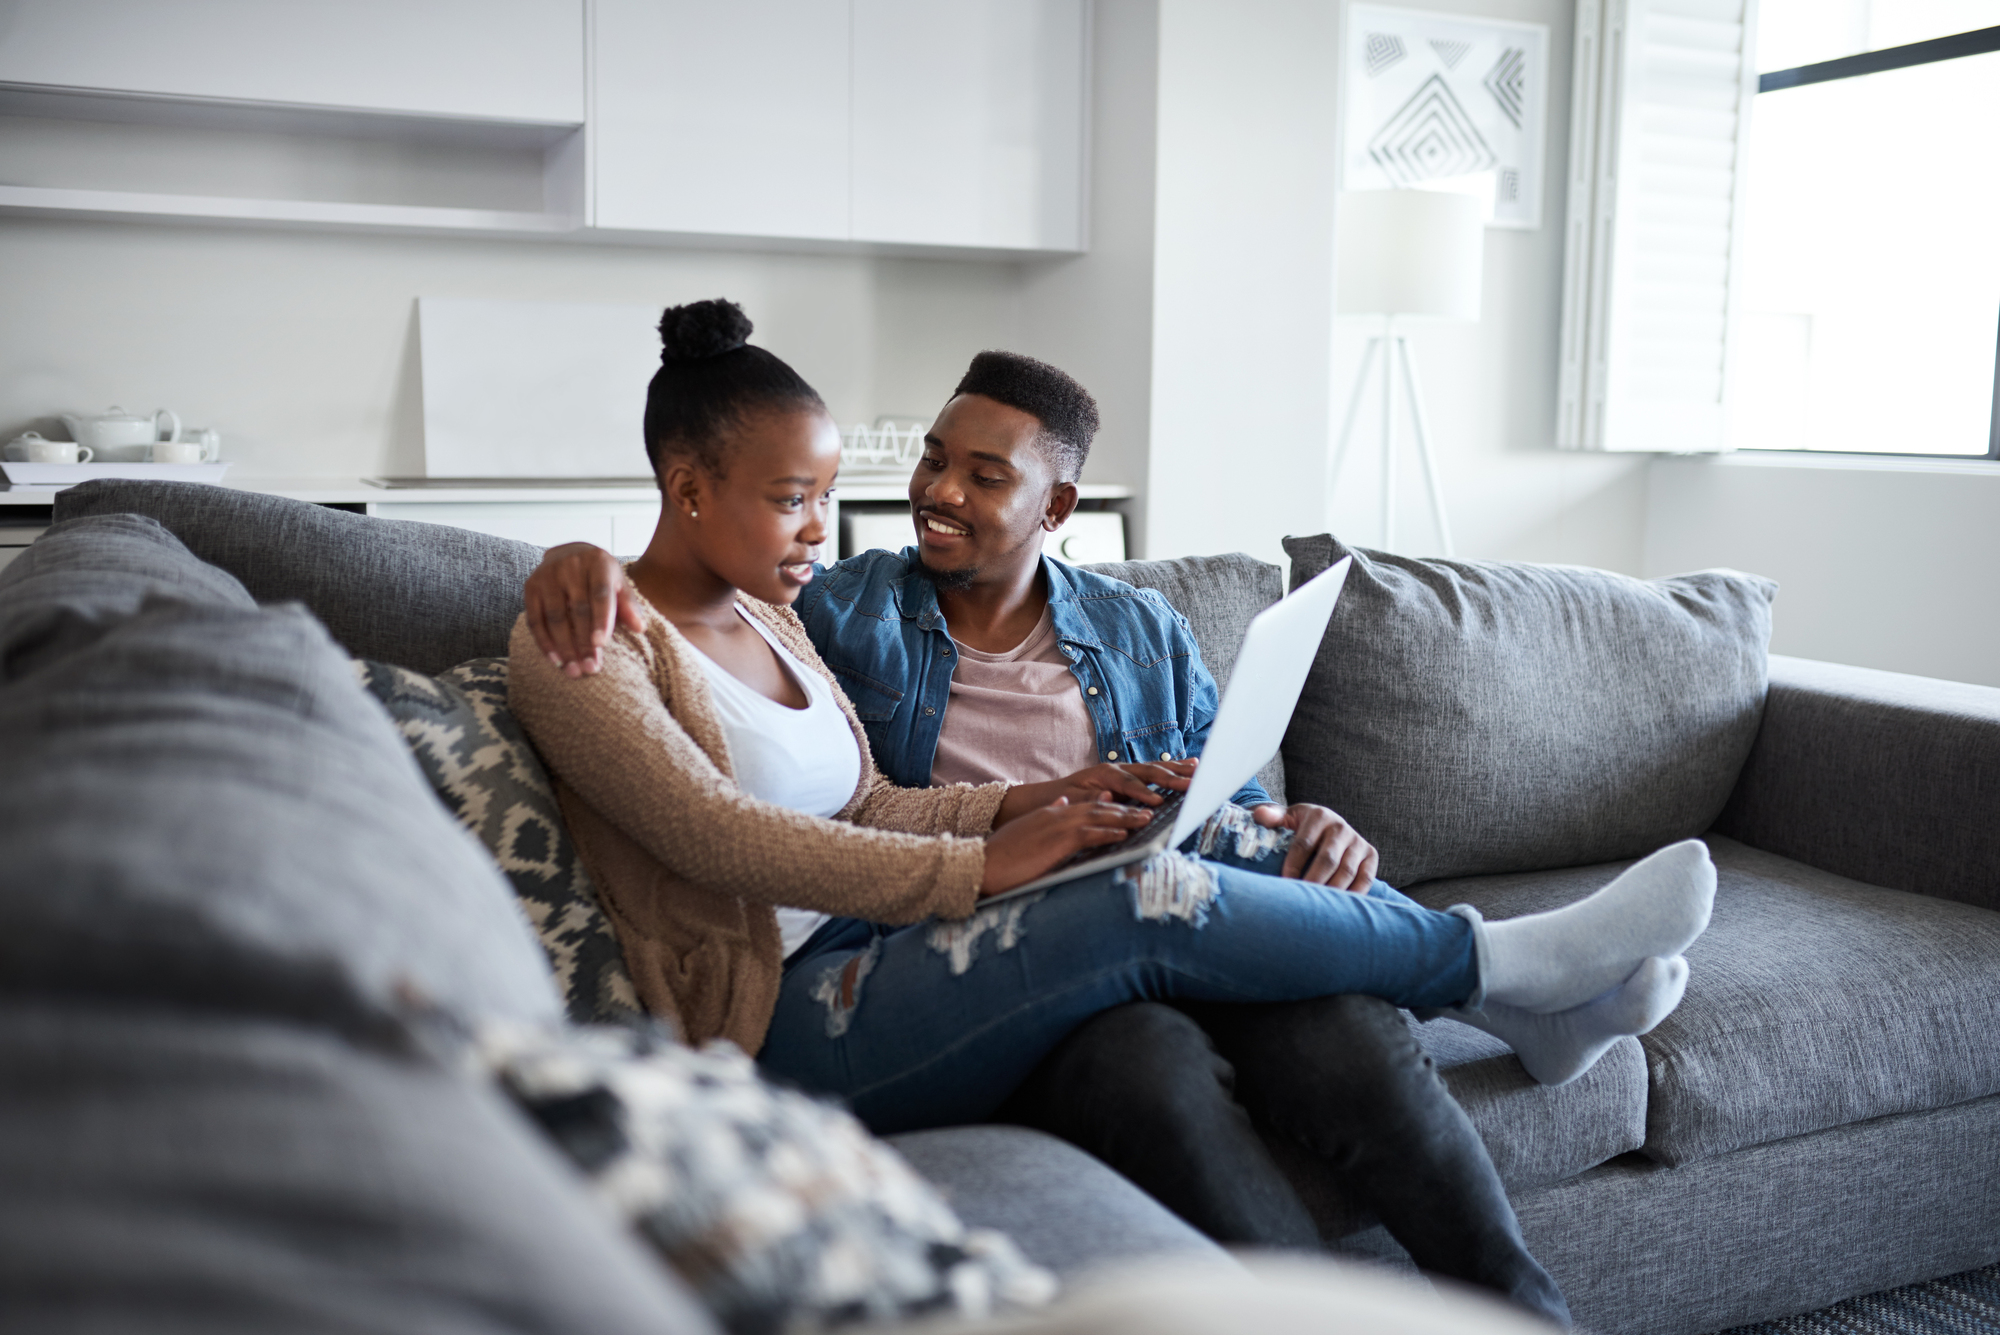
[1251,803,1379,891]
[993,759,1196,827]
[525,543,640,678]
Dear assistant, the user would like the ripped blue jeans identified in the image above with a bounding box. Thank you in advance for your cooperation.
[757,810,1479,1133]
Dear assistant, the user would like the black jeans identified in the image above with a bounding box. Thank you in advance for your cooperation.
[995,996,1570,1326]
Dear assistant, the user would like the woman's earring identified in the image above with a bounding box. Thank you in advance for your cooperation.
[689,508,699,520]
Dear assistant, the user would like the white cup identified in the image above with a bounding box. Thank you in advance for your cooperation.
[151,441,212,465]
[24,438,94,464]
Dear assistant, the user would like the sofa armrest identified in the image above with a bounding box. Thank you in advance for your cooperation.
[1711,654,2000,912]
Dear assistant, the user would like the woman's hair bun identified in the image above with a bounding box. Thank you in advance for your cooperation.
[658,299,753,362]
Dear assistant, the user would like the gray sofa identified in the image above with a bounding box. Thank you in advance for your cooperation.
[14,479,2000,1335]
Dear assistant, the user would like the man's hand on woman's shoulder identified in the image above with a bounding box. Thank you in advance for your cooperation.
[525,543,641,677]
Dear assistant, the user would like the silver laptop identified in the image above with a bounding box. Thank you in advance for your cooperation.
[984,556,1353,902]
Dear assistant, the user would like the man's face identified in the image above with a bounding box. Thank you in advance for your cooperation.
[907,394,1068,590]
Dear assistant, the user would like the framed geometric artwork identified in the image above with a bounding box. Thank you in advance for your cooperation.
[1342,4,1550,229]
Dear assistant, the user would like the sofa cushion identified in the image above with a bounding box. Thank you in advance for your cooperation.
[53,478,543,674]
[357,657,640,1027]
[1282,534,1775,885]
[0,522,562,1032]
[0,1002,717,1335]
[1409,838,2000,1166]
[887,1125,1234,1278]
[1086,553,1289,804]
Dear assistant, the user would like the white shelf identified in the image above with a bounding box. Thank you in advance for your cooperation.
[0,184,581,238]
[0,476,1136,507]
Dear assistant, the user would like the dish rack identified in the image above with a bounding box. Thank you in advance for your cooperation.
[838,421,928,475]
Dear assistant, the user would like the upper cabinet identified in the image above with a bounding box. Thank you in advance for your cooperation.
[0,0,585,124]
[850,0,1087,252]
[0,0,1087,254]
[590,0,1088,252]
[592,0,850,240]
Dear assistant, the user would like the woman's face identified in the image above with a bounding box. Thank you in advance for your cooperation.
[681,407,841,605]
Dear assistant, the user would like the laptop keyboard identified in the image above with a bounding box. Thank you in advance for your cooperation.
[1050,790,1189,873]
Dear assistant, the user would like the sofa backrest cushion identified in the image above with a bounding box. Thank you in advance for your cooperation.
[53,479,542,674]
[0,516,563,1033]
[1281,534,1776,885]
[1085,552,1289,805]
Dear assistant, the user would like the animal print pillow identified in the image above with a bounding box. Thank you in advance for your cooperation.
[356,657,641,1026]
[478,1021,1057,1334]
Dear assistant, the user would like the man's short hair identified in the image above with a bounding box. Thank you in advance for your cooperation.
[951,350,1100,482]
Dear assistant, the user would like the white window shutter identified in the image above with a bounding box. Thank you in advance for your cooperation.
[1557,0,1760,451]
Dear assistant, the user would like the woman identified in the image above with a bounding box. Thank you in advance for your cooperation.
[509,299,1710,1134]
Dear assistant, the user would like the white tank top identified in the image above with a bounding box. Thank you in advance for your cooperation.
[686,607,862,957]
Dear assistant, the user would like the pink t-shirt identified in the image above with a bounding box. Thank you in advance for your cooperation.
[929,608,1100,786]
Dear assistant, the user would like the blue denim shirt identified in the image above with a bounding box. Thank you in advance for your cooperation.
[792,547,1271,809]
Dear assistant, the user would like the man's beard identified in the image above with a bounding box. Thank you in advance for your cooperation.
[918,553,978,592]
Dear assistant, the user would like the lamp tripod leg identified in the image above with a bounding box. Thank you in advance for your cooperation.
[1395,334,1455,558]
[1382,320,1397,550]
[1328,336,1381,524]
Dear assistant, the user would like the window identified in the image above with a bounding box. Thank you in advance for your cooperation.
[1730,4,2000,457]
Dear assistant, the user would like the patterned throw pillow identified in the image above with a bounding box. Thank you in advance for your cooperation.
[476,1022,1057,1334]
[356,657,641,1026]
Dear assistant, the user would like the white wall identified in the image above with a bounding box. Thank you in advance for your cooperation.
[1132,0,1649,573]
[0,216,1030,480]
[1646,454,2000,688]
[1143,0,1342,567]
[1324,0,1650,575]
[1017,0,1162,542]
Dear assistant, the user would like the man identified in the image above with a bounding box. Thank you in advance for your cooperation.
[523,350,1570,1324]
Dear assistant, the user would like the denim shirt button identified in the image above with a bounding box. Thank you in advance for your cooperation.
[923,706,936,716]
[1107,750,1118,760]
[1086,686,1099,696]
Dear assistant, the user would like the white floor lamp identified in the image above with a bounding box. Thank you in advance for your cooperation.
[1329,189,1485,556]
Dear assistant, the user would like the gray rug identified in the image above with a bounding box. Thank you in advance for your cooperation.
[1715,1263,2000,1335]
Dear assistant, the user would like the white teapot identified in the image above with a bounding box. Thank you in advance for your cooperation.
[61,406,181,453]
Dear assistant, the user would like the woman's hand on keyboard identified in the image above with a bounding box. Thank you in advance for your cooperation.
[981,796,1154,896]
[993,759,1196,828]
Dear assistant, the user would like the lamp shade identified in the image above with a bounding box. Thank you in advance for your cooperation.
[1336,189,1484,320]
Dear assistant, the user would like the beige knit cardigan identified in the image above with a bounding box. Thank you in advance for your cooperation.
[508,594,1006,1053]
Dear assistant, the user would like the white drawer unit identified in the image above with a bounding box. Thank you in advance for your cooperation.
[0,521,49,573]
[374,500,660,554]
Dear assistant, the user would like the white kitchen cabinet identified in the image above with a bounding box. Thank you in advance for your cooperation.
[592,0,850,239]
[849,0,1087,251]
[0,0,584,124]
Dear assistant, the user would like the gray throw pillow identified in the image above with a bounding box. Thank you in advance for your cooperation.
[0,589,563,1033]
[0,1003,719,1335]
[53,478,543,674]
[1280,534,1776,885]
[481,1022,1055,1334]
[357,657,641,1027]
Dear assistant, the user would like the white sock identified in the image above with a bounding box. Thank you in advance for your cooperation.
[1450,955,1689,1086]
[1477,839,1715,1014]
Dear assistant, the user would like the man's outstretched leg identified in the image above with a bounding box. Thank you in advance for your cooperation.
[1189,995,1571,1326]
[995,1002,1322,1249]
